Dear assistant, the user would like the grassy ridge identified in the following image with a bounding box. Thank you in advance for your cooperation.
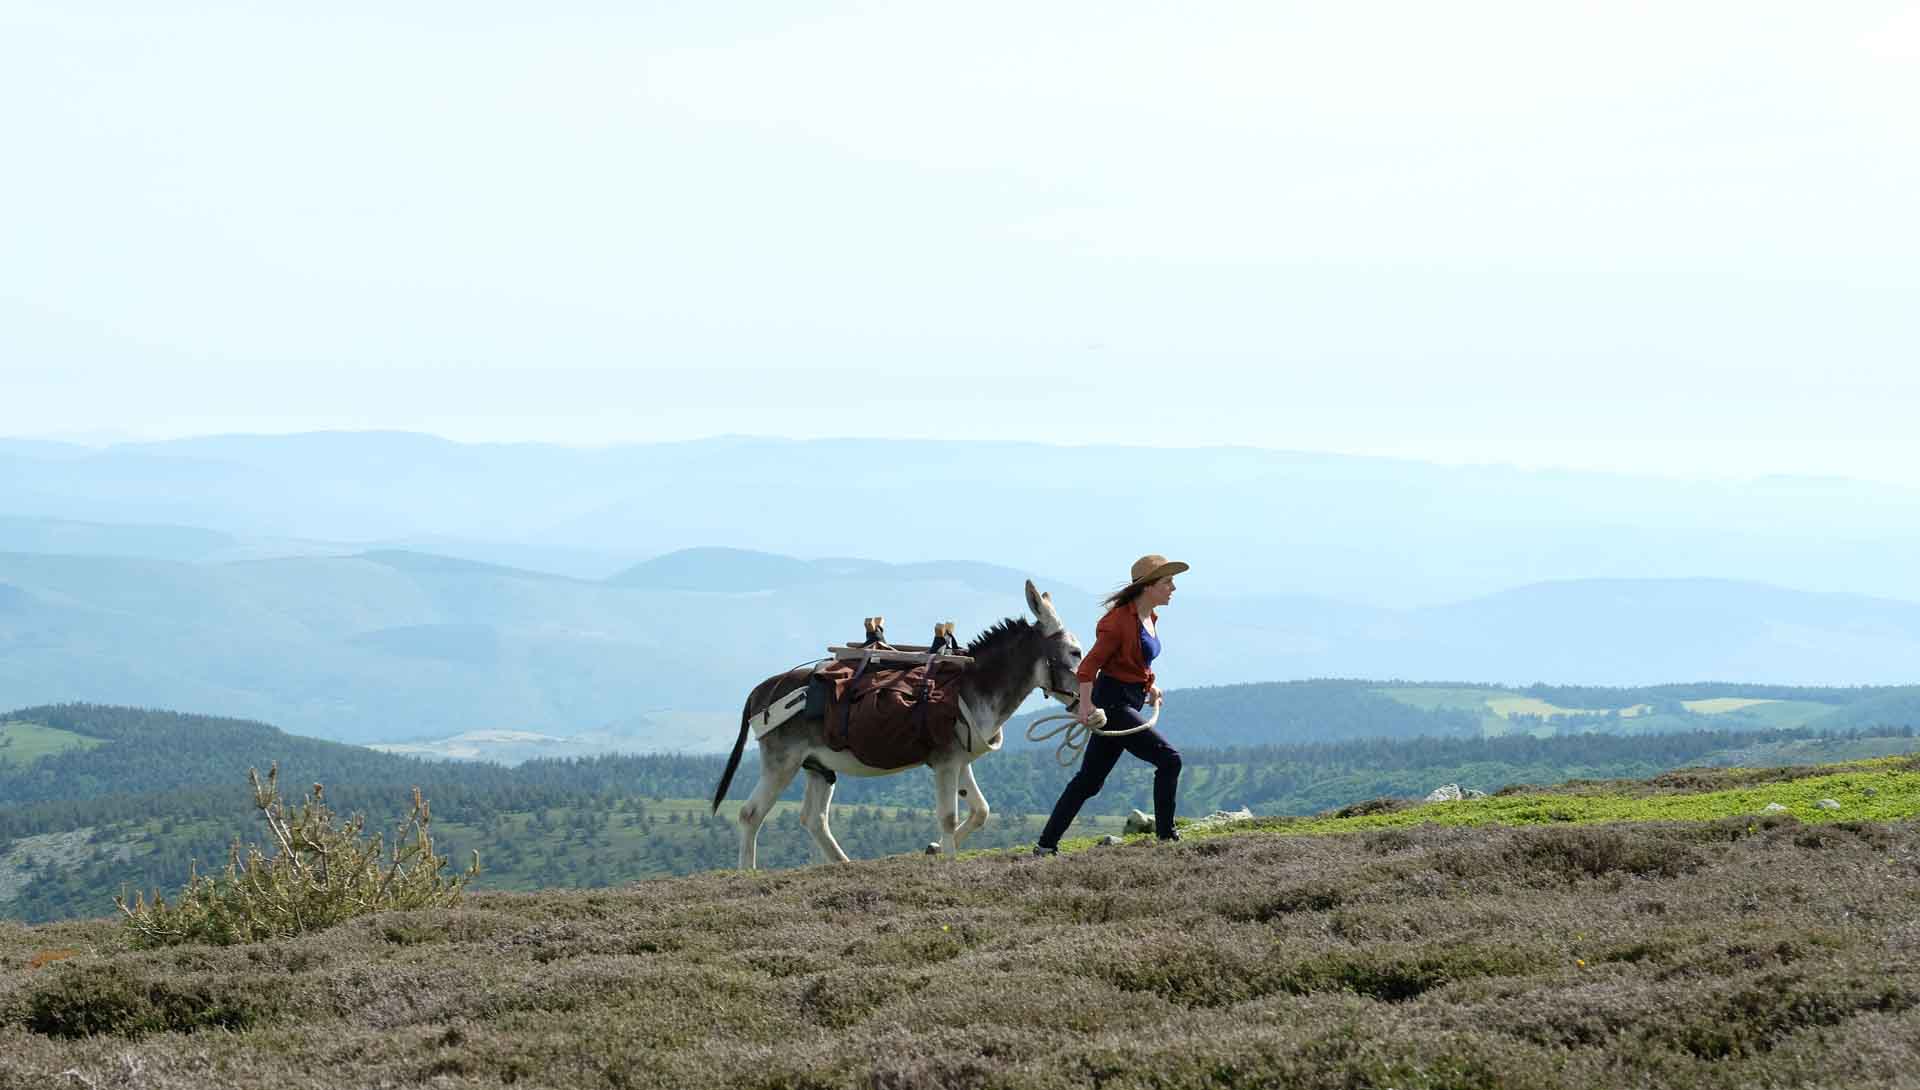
[3,759,1919,1088]
[6,709,1917,924]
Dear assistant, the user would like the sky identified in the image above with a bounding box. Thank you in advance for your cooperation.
[3,2,1917,483]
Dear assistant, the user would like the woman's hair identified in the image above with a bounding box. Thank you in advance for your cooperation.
[1102,581,1149,611]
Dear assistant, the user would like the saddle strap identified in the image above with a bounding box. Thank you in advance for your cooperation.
[841,649,874,742]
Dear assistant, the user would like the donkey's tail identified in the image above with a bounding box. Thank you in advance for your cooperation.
[712,695,754,814]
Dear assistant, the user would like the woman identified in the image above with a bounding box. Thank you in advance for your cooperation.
[1033,554,1188,855]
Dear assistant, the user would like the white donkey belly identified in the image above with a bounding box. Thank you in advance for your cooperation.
[804,745,929,778]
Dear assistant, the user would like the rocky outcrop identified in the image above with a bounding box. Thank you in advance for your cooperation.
[1425,784,1489,803]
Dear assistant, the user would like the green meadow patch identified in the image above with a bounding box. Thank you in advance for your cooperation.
[1045,757,1920,856]
[1683,697,1780,715]
[1280,765,1920,832]
[0,721,102,768]
[1366,686,1849,739]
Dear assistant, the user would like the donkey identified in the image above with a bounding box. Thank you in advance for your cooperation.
[711,580,1084,869]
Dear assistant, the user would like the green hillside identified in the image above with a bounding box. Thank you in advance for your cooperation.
[1367,683,1857,738]
[1008,679,1920,752]
[3,759,1918,1089]
[6,703,1918,925]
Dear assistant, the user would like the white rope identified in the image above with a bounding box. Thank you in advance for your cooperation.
[1025,702,1162,766]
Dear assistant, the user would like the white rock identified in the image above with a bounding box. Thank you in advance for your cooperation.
[1187,807,1255,831]
[1763,803,1789,813]
[1425,784,1465,803]
[1123,809,1154,835]
[1817,798,1842,810]
[1100,835,1125,846]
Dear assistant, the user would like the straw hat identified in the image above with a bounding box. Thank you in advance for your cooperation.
[1126,554,1189,589]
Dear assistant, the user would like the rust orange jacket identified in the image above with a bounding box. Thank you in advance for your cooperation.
[1075,605,1158,687]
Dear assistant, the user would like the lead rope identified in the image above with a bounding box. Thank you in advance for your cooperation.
[1025,700,1162,767]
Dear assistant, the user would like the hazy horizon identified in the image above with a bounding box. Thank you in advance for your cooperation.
[10,428,1920,494]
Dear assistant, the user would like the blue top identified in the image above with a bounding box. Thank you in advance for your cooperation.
[1139,623,1161,665]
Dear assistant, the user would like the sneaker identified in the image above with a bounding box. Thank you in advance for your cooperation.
[1157,832,1181,843]
[1030,844,1059,857]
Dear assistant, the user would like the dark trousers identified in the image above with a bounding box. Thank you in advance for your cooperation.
[1037,676,1182,847]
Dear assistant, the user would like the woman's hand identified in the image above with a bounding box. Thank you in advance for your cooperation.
[1149,684,1164,705]
[1074,702,1096,725]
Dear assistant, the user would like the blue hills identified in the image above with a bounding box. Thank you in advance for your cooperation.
[2,537,1918,748]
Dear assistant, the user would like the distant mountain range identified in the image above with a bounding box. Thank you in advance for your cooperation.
[7,432,1920,605]
[0,544,1088,746]
[3,531,1918,748]
[5,431,1919,750]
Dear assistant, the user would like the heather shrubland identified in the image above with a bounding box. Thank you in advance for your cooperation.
[3,761,1919,1089]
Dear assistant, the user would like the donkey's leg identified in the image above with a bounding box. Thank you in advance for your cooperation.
[932,759,963,857]
[953,762,991,848]
[799,768,852,864]
[738,742,805,871]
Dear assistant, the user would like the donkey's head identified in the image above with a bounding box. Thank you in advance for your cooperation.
[963,581,1086,723]
[1023,579,1084,707]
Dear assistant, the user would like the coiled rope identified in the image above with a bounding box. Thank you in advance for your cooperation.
[1025,701,1162,766]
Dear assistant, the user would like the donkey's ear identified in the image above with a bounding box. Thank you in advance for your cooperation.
[1026,579,1062,634]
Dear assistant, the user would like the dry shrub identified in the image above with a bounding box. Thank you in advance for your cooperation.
[1436,825,1706,887]
[1647,973,1919,1059]
[1283,1023,1516,1090]
[813,887,893,913]
[1325,796,1412,819]
[23,961,292,1038]
[870,1054,999,1090]
[849,923,972,967]
[800,968,921,1028]
[1096,937,1270,1007]
[1025,889,1157,924]
[25,949,79,971]
[115,765,478,948]
[1222,880,1347,922]
[1515,827,1706,881]
[1361,827,1418,854]
[1283,943,1548,1003]
[1593,932,1693,967]
[1793,821,1893,851]
[1684,812,1803,843]
[1095,931,1545,1009]
[742,950,830,978]
[1646,767,1749,792]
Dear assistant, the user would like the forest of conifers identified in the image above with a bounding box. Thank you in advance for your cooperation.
[6,700,1918,923]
